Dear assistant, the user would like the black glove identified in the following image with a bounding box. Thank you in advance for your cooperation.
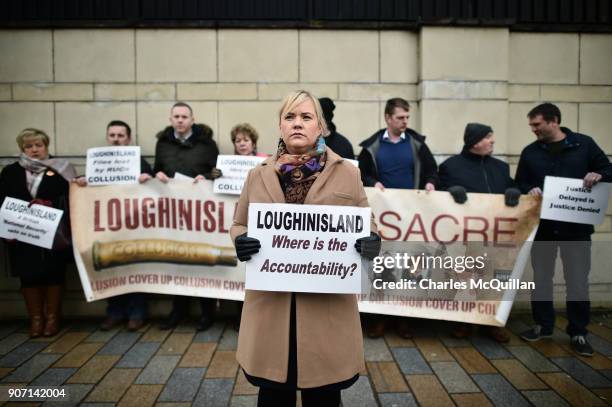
[448,186,468,204]
[204,168,223,180]
[235,233,261,262]
[504,187,521,207]
[355,232,381,260]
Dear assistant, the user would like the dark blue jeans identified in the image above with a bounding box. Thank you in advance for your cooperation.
[107,293,147,320]
[530,236,591,337]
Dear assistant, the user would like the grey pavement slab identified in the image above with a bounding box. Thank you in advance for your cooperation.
[31,367,78,386]
[378,392,418,407]
[471,336,513,359]
[193,378,234,406]
[430,361,479,393]
[0,323,23,341]
[1,353,60,382]
[439,335,471,348]
[551,357,612,388]
[507,346,560,372]
[84,328,119,343]
[42,383,94,407]
[588,333,612,356]
[97,332,140,356]
[391,348,432,375]
[67,321,99,332]
[218,327,238,351]
[115,342,160,368]
[193,322,225,343]
[472,373,530,407]
[364,337,394,362]
[158,367,206,402]
[79,404,116,407]
[0,341,48,367]
[134,355,180,384]
[505,319,532,335]
[341,375,378,407]
[0,333,30,356]
[230,395,258,407]
[522,390,570,407]
[602,369,612,380]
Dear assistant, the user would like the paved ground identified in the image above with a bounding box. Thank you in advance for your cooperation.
[0,312,611,406]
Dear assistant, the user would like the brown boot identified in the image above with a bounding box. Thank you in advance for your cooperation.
[21,287,45,338]
[484,326,510,343]
[43,285,63,337]
[366,317,386,338]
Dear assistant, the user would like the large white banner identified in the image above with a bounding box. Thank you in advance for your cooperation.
[0,197,63,249]
[70,184,541,326]
[246,203,370,294]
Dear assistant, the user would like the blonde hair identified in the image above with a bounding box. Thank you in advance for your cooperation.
[16,128,50,152]
[231,123,259,145]
[279,90,329,137]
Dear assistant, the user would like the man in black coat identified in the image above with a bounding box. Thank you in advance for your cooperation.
[153,102,220,332]
[439,123,516,194]
[318,97,355,159]
[357,98,438,339]
[438,123,521,342]
[516,103,612,356]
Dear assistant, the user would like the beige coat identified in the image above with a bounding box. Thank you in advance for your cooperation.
[230,149,376,388]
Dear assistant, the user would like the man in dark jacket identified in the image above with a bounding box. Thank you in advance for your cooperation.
[357,98,438,338]
[102,120,152,330]
[438,123,521,343]
[439,123,515,194]
[318,97,355,159]
[154,102,220,332]
[74,120,153,331]
[358,98,438,191]
[516,103,612,356]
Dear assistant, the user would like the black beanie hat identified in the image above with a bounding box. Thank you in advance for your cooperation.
[464,123,493,148]
[318,97,336,133]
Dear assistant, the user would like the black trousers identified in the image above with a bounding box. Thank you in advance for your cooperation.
[171,296,215,318]
[530,237,591,337]
[257,387,340,407]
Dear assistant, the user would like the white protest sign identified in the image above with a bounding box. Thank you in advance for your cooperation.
[542,176,611,225]
[0,197,63,249]
[246,203,371,294]
[214,155,266,195]
[173,172,193,181]
[85,146,141,186]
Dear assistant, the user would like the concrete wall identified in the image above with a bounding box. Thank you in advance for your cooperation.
[1,27,611,316]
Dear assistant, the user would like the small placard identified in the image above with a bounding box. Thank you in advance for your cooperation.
[541,176,611,225]
[0,197,63,249]
[85,146,141,186]
[214,155,266,195]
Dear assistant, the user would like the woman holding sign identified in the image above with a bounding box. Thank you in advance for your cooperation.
[231,91,380,406]
[0,128,76,338]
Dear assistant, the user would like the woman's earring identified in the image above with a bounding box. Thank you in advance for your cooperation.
[316,136,326,155]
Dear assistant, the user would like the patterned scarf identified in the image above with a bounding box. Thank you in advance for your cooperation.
[274,137,326,204]
[18,153,77,182]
